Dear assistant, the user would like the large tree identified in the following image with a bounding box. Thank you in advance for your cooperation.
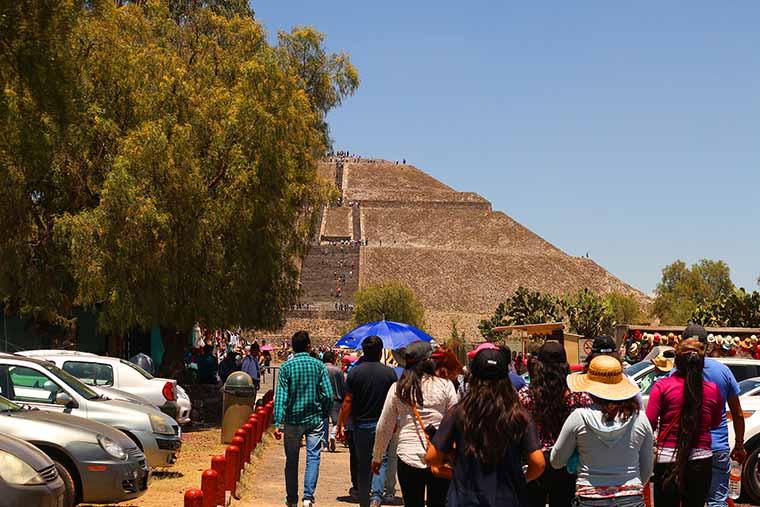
[653,259,735,324]
[0,2,357,349]
[352,282,425,330]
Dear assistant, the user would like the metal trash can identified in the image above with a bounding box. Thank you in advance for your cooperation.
[221,372,256,443]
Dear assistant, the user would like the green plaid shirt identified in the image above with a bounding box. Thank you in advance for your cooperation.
[274,352,334,427]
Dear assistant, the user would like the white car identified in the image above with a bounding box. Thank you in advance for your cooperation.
[18,350,189,423]
[627,357,760,504]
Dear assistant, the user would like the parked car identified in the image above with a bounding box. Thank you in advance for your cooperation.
[627,356,760,504]
[0,394,148,506]
[0,432,65,507]
[19,350,181,420]
[0,354,181,468]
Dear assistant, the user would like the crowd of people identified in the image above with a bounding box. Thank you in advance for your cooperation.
[182,328,274,391]
[272,324,747,507]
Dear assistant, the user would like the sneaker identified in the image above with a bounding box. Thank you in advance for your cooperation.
[303,500,315,507]
[348,487,359,501]
[383,495,403,506]
[329,437,336,452]
[369,500,381,507]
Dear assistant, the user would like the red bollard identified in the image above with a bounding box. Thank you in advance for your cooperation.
[248,415,259,445]
[210,456,226,506]
[242,423,254,458]
[201,470,218,507]
[184,488,203,507]
[234,428,249,463]
[231,436,246,481]
[257,407,267,430]
[225,445,240,496]
[251,414,262,443]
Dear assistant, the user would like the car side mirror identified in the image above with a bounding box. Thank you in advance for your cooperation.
[55,392,76,408]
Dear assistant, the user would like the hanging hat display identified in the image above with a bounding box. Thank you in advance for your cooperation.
[707,334,716,343]
[741,337,753,350]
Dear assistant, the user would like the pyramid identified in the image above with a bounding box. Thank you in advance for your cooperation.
[290,157,647,344]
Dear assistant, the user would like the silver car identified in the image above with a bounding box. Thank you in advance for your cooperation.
[0,395,148,506]
[0,354,181,467]
[0,432,65,507]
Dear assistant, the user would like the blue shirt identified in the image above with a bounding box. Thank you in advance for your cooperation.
[241,356,260,383]
[702,358,740,451]
[510,372,527,391]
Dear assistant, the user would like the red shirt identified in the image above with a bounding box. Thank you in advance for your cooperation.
[645,375,723,451]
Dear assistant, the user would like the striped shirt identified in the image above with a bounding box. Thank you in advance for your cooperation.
[273,353,334,427]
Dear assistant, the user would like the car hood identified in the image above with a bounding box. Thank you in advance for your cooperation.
[9,409,136,449]
[0,433,55,472]
[92,385,159,410]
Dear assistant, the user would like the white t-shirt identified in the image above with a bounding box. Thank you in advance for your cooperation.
[372,376,458,469]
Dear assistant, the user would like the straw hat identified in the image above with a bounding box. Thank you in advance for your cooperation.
[567,355,640,401]
[652,349,675,372]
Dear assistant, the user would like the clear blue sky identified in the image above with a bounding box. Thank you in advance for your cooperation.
[255,2,760,294]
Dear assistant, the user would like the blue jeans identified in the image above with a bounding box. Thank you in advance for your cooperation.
[707,450,730,507]
[574,495,644,507]
[284,421,324,503]
[353,421,388,507]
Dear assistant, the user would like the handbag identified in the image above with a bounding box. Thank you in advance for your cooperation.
[410,402,454,480]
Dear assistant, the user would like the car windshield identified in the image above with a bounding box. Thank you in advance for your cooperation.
[120,359,154,379]
[739,378,760,396]
[41,363,100,400]
[625,361,653,377]
[0,395,22,412]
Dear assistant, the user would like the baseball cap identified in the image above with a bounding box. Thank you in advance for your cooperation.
[467,342,498,360]
[591,335,616,355]
[537,341,567,364]
[470,348,509,380]
[682,323,708,344]
[404,341,433,366]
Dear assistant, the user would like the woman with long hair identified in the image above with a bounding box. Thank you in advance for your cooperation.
[518,341,592,507]
[372,341,458,507]
[426,347,545,506]
[551,355,654,507]
[645,338,723,506]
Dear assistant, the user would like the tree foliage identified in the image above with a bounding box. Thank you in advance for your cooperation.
[479,287,562,340]
[653,259,735,325]
[278,26,359,144]
[0,1,358,336]
[352,281,425,330]
[692,289,760,328]
[562,289,615,339]
[605,292,642,327]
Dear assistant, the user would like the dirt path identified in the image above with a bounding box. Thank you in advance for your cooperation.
[240,438,356,507]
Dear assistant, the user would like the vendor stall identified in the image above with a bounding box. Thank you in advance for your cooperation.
[492,322,587,365]
[617,324,760,363]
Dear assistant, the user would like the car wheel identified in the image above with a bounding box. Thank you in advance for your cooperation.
[741,446,760,504]
[53,459,77,507]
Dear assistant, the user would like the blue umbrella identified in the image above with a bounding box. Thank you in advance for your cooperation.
[335,320,433,350]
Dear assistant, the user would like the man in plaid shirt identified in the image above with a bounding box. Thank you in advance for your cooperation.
[273,331,333,507]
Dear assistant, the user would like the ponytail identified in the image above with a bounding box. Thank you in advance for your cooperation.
[667,348,704,488]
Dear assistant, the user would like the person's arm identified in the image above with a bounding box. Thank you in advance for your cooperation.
[550,411,578,469]
[639,416,655,483]
[525,450,546,482]
[319,367,334,418]
[272,366,289,438]
[371,387,399,473]
[727,395,747,464]
[336,393,353,440]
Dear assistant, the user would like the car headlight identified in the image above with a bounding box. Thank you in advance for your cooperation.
[149,413,175,435]
[0,449,45,485]
[97,435,127,460]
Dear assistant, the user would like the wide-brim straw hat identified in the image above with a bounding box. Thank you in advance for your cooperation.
[652,350,675,372]
[567,355,640,401]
